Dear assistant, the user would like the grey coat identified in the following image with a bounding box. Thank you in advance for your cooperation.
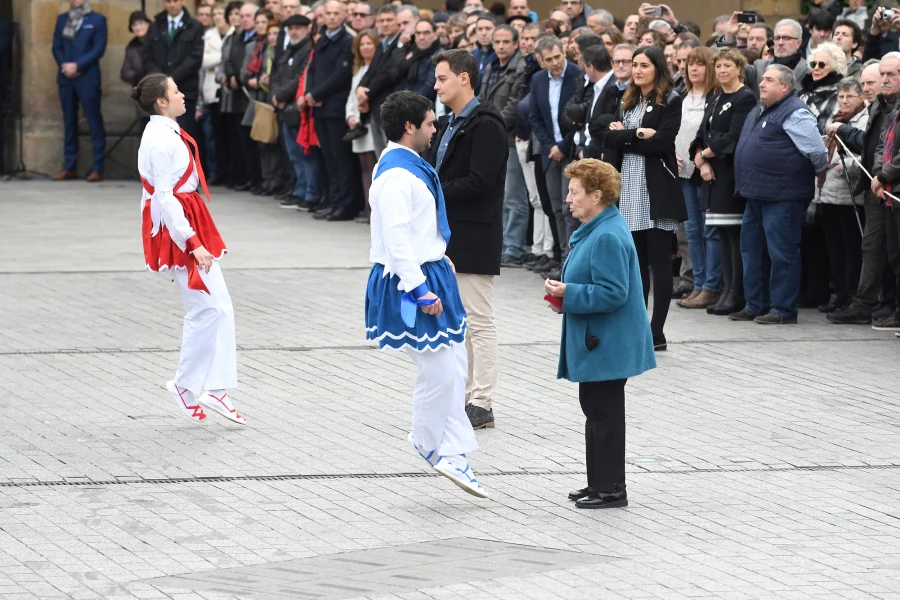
[477,50,526,145]
[815,108,868,205]
[239,39,260,127]
[744,57,811,100]
[216,28,238,114]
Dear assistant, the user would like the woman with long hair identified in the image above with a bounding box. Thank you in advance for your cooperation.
[346,29,379,222]
[674,45,721,310]
[692,48,756,316]
[134,73,244,425]
[605,46,688,350]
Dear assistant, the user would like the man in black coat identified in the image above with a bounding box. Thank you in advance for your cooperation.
[305,0,362,221]
[142,0,205,139]
[357,5,407,154]
[430,49,508,430]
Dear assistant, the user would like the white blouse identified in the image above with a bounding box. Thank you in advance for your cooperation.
[137,115,199,251]
[369,142,447,292]
[346,65,375,154]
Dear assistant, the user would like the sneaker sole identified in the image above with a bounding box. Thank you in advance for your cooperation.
[575,499,628,509]
[472,421,495,430]
[872,325,900,331]
[433,464,489,498]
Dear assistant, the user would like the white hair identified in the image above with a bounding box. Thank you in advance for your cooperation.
[649,19,671,31]
[811,41,847,76]
[775,18,803,40]
[590,9,613,26]
[397,4,419,18]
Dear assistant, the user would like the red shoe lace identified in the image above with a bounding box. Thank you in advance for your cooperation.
[175,384,206,420]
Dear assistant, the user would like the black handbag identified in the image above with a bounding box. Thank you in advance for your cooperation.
[281,104,301,128]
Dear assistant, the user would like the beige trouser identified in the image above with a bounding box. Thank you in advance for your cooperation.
[455,273,498,411]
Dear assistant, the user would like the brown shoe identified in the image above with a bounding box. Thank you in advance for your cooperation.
[53,170,77,181]
[680,290,720,309]
[86,171,103,182]
[676,289,701,307]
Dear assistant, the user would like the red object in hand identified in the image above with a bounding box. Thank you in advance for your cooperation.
[544,294,563,310]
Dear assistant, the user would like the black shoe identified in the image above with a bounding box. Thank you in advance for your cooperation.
[326,208,356,221]
[672,283,692,300]
[539,266,562,280]
[710,291,745,316]
[568,486,593,501]
[873,304,895,321]
[728,308,758,321]
[254,186,272,197]
[827,306,872,325]
[465,404,495,429]
[530,257,559,273]
[279,198,300,209]
[207,174,221,186]
[525,255,549,270]
[575,485,628,509]
[234,181,253,192]
[754,312,797,325]
[296,200,319,212]
[500,256,525,268]
[313,208,335,220]
[653,335,667,351]
[274,189,293,201]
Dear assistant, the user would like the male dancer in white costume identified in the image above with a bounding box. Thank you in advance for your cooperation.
[364,91,486,498]
[134,73,245,425]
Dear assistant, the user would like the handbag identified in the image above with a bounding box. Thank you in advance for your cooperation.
[281,104,301,128]
[242,87,279,144]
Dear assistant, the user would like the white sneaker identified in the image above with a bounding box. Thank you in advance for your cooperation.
[408,432,439,467]
[166,381,207,423]
[434,454,488,498]
[197,391,246,424]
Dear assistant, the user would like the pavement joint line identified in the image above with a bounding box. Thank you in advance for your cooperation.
[0,338,893,356]
[3,463,900,488]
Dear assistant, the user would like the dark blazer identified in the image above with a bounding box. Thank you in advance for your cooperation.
[690,86,756,215]
[839,93,895,196]
[585,79,626,161]
[566,73,617,152]
[528,63,583,169]
[605,91,688,222]
[52,11,108,85]
[142,9,205,100]
[428,103,509,275]
[270,36,311,104]
[405,41,440,102]
[306,26,354,120]
[359,34,407,113]
[225,28,256,113]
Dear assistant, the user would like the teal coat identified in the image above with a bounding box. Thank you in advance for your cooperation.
[557,206,656,382]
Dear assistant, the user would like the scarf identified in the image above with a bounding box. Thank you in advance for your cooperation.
[245,36,266,76]
[62,1,92,40]
[818,103,865,189]
[773,50,803,71]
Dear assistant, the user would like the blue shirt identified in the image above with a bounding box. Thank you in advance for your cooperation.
[549,61,568,144]
[325,27,342,39]
[436,96,479,170]
[782,107,829,172]
[382,33,399,51]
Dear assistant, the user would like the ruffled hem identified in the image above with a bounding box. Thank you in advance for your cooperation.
[145,248,228,273]
[366,317,467,352]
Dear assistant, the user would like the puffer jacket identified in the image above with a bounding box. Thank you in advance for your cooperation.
[798,71,842,134]
[816,108,869,205]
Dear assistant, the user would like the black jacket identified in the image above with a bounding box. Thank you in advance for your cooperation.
[359,34,407,112]
[306,26,354,119]
[270,36,311,104]
[429,103,509,275]
[225,28,256,113]
[690,86,756,215]
[605,91,688,222]
[840,93,898,196]
[478,51,527,144]
[120,37,144,86]
[585,80,627,162]
[405,40,440,102]
[142,9,205,100]
[565,73,617,151]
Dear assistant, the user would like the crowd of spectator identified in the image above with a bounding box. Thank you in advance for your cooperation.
[51,0,900,340]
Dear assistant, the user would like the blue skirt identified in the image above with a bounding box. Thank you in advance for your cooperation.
[365,259,467,352]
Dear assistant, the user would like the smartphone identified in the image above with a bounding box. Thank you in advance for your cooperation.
[650,5,663,17]
[736,12,757,24]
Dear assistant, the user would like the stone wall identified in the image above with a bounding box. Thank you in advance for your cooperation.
[6,0,801,179]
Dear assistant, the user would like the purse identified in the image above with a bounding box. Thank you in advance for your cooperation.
[250,101,279,144]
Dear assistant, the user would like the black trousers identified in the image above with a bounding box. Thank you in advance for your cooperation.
[719,226,744,300]
[631,228,673,340]
[800,222,831,305]
[240,125,262,186]
[579,379,627,491]
[821,204,864,307]
[315,117,362,212]
[222,112,246,186]
[176,99,199,147]
[533,160,561,261]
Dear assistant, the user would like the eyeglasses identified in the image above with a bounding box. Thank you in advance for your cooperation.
[837,94,860,101]
[612,59,631,65]
[810,61,829,69]
[351,11,370,17]
[773,35,799,42]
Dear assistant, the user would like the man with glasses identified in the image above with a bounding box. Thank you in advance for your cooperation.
[723,17,810,98]
[349,0,374,32]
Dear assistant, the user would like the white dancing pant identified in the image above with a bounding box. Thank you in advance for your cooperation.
[172,262,237,396]
[516,139,554,257]
[406,341,478,457]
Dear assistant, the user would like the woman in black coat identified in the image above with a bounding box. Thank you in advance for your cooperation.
[605,46,688,350]
[121,12,151,87]
[691,48,756,316]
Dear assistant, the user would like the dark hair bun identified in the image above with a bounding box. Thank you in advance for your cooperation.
[132,73,169,116]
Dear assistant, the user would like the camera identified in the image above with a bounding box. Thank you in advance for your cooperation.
[884,8,895,20]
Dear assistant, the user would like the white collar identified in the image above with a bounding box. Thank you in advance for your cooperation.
[168,10,184,25]
[150,114,181,133]
[595,70,613,91]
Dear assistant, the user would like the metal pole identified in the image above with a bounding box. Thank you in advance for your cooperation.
[836,145,865,237]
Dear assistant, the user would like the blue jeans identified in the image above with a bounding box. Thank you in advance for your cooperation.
[502,148,531,260]
[282,123,321,202]
[740,198,805,319]
[681,180,722,292]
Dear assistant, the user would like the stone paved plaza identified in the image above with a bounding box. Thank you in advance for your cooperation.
[1,181,899,600]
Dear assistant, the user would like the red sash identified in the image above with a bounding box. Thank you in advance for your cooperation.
[141,129,226,295]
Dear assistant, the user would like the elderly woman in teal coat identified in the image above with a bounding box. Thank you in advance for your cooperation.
[544,159,656,510]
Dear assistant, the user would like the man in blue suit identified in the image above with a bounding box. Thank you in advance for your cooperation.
[529,35,582,264]
[52,0,108,182]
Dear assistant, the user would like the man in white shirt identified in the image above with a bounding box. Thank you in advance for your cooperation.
[365,91,487,499]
